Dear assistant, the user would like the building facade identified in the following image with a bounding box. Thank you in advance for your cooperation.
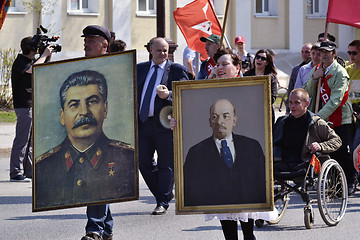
[0,0,359,73]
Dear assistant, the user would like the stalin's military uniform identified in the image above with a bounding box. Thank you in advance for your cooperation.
[35,132,135,209]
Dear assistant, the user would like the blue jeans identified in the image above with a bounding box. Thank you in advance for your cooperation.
[86,204,113,237]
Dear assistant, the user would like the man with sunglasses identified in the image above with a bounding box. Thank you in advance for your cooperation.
[346,40,360,153]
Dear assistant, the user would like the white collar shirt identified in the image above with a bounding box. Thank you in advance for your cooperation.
[140,60,167,117]
[214,135,236,163]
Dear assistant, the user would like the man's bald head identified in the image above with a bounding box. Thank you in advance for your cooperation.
[209,99,237,140]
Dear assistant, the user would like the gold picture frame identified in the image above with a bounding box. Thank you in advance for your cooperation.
[173,76,273,214]
[32,51,138,212]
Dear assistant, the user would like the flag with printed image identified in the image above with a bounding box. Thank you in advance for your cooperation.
[0,0,12,30]
[326,0,360,28]
[310,154,321,174]
[173,0,222,61]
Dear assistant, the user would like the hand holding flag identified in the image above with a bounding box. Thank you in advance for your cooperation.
[310,154,321,174]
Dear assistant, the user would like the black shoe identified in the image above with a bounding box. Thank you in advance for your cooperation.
[152,205,167,215]
[10,175,31,182]
[81,232,102,240]
[103,233,113,240]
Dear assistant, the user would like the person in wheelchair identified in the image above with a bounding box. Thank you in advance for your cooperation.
[273,88,342,177]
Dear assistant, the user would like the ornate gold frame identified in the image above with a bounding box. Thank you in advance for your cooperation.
[173,76,273,214]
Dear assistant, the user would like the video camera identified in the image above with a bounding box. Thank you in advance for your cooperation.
[241,53,252,70]
[29,25,61,55]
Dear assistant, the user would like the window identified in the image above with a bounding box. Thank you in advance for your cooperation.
[137,0,156,15]
[255,0,277,16]
[255,0,269,15]
[67,0,98,14]
[8,0,26,13]
[306,0,327,17]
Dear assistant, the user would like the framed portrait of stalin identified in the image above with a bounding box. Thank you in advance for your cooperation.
[32,50,138,212]
[172,76,274,214]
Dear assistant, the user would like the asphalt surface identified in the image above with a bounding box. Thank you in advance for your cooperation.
[1,108,360,239]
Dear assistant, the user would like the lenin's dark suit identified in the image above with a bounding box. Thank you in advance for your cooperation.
[35,132,135,209]
[184,133,266,206]
[137,59,188,208]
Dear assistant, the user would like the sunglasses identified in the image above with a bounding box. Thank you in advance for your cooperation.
[347,51,359,56]
[255,55,267,61]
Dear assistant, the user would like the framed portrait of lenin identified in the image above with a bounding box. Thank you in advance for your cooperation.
[172,76,274,214]
[32,50,138,212]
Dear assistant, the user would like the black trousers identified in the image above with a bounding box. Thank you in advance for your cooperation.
[220,219,256,240]
[330,124,357,186]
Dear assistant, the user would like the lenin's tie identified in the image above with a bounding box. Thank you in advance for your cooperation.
[221,140,233,168]
[140,65,159,123]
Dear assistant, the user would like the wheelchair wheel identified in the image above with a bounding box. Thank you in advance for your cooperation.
[267,183,289,225]
[304,206,314,229]
[317,159,348,226]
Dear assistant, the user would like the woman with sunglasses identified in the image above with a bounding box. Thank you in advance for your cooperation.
[244,49,278,125]
[201,48,277,240]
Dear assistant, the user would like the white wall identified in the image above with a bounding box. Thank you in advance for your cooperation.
[289,0,304,52]
[113,0,131,49]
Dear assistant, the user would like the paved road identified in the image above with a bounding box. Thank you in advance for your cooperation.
[1,111,360,239]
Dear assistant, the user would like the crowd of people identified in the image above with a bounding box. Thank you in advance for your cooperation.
[9,24,360,240]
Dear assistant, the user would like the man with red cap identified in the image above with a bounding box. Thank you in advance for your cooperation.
[234,35,254,73]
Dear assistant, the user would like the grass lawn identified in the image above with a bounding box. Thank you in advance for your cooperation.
[0,110,16,122]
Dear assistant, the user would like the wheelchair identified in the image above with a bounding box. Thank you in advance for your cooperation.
[255,154,348,229]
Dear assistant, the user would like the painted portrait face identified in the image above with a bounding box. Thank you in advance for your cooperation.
[84,36,107,57]
[209,99,237,140]
[216,54,240,78]
[150,38,169,65]
[60,84,108,146]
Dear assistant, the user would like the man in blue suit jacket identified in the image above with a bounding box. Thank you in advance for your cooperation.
[137,37,189,215]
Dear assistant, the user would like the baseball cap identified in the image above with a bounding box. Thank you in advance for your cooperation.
[81,25,111,43]
[234,36,246,45]
[200,34,220,44]
[319,41,337,51]
[318,32,336,42]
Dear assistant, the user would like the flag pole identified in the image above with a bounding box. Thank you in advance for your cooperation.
[315,21,329,113]
[219,0,230,49]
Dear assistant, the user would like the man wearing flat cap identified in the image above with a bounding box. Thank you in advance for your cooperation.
[303,41,357,195]
[197,34,220,79]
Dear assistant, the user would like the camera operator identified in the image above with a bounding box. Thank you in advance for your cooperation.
[234,36,254,74]
[9,36,53,182]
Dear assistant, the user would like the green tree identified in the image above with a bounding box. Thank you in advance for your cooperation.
[0,49,16,109]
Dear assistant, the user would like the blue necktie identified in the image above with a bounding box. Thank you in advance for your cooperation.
[221,140,233,168]
[140,65,159,123]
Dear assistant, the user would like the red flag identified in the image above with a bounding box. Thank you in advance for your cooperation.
[310,154,321,174]
[0,0,12,30]
[326,0,360,29]
[173,0,222,61]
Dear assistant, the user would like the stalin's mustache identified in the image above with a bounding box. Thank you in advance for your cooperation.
[72,116,98,129]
